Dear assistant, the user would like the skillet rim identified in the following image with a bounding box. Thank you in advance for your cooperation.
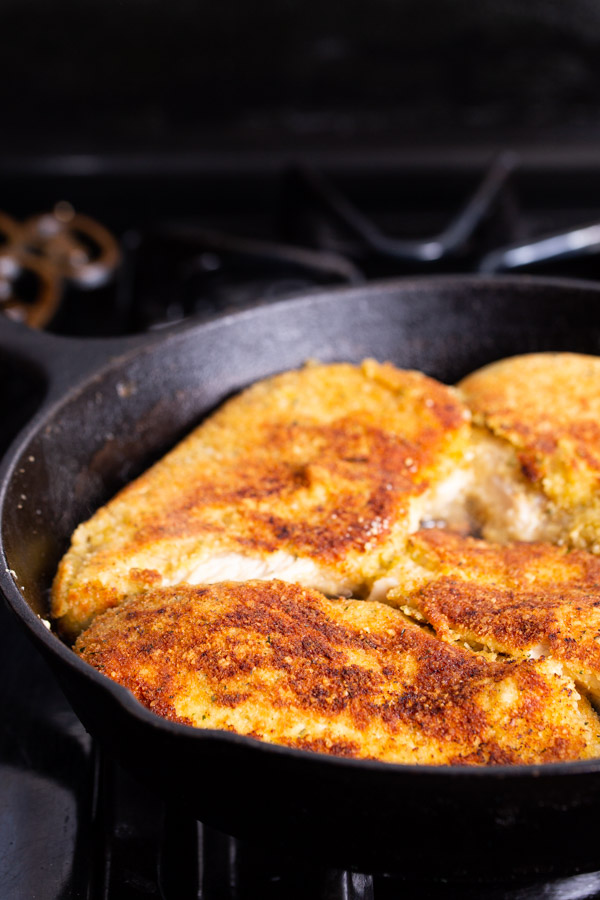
[3,271,600,781]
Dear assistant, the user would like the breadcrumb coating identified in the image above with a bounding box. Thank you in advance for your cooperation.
[52,360,470,638]
[75,580,600,766]
[387,529,600,702]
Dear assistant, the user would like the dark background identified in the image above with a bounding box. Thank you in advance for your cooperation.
[4,6,600,898]
[3,0,600,167]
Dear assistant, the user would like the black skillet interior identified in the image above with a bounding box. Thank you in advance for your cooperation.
[3,275,600,880]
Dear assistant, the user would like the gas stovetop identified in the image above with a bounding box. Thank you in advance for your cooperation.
[4,155,600,899]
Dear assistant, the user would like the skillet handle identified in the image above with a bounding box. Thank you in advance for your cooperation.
[0,316,148,404]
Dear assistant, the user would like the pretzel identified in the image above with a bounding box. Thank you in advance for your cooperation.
[0,205,120,328]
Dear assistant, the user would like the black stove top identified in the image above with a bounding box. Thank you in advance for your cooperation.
[4,156,600,898]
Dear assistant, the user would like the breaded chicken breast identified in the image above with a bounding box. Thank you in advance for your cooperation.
[459,352,600,548]
[52,360,471,637]
[386,529,600,702]
[74,580,600,766]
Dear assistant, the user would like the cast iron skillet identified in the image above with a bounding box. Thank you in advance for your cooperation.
[2,275,600,881]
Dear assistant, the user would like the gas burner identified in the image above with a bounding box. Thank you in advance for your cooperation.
[128,157,522,331]
[131,224,362,330]
[55,747,600,899]
[4,155,600,899]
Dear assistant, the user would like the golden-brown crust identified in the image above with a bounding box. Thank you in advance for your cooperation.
[53,360,470,637]
[55,353,600,766]
[459,353,600,547]
[75,580,600,766]
[388,529,600,699]
[406,528,600,588]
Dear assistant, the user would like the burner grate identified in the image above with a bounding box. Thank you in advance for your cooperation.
[281,155,519,266]
[80,748,600,900]
[5,157,600,899]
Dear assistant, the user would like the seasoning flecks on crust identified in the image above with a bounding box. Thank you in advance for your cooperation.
[387,529,600,701]
[52,360,471,638]
[56,351,600,767]
[74,580,600,766]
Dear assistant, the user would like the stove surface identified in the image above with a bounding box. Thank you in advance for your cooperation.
[4,157,600,898]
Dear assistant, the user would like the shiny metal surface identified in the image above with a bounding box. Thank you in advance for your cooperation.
[479,222,600,273]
